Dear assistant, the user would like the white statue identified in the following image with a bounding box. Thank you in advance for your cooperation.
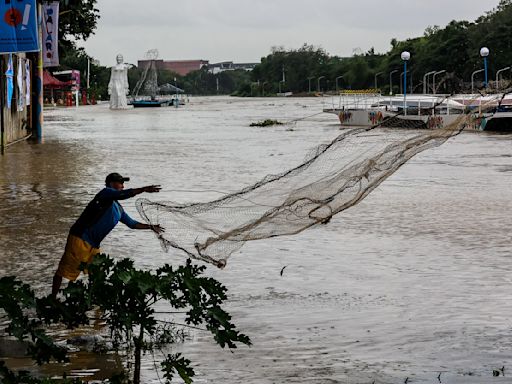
[108,54,130,109]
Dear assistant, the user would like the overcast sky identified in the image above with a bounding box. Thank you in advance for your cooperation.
[79,0,501,66]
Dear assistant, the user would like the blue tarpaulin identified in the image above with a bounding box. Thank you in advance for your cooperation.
[0,0,39,54]
[6,54,13,108]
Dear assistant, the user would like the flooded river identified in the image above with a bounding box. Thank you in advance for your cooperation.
[1,96,511,383]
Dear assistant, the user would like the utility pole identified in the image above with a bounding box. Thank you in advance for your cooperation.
[0,56,4,154]
[422,71,436,94]
[432,70,446,95]
[307,77,315,93]
[87,58,90,89]
[33,2,44,140]
[175,77,179,108]
[374,72,383,91]
[279,65,285,94]
[317,76,325,93]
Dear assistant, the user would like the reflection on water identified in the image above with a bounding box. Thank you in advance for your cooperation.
[0,314,124,381]
[0,137,97,291]
[0,97,511,383]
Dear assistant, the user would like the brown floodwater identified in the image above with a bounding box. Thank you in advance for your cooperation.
[0,96,511,383]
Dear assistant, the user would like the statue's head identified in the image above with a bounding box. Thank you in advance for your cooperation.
[116,54,123,64]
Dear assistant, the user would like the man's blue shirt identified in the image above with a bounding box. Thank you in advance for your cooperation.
[69,187,140,248]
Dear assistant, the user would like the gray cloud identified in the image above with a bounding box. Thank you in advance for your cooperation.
[80,0,500,66]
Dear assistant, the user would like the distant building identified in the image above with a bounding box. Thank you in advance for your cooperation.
[208,61,259,74]
[137,59,209,76]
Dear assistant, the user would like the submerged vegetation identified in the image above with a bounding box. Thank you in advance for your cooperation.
[0,255,250,384]
[250,119,284,127]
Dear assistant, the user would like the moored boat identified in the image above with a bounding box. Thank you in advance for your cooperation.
[131,98,171,108]
[324,93,512,131]
[130,50,177,108]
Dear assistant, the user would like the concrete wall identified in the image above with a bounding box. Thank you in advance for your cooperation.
[1,53,31,151]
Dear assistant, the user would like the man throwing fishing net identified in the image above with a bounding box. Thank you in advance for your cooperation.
[52,173,164,297]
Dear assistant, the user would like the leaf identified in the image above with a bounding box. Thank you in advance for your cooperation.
[161,354,195,384]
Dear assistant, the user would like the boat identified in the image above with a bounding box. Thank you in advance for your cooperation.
[452,94,512,131]
[323,92,387,127]
[131,98,171,108]
[324,93,467,128]
[323,92,512,131]
[130,49,179,108]
[370,95,465,129]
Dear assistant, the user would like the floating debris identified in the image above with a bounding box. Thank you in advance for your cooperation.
[250,119,283,127]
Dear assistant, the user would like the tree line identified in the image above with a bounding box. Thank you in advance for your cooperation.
[238,0,512,96]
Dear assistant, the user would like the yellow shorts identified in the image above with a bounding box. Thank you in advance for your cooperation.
[55,234,100,281]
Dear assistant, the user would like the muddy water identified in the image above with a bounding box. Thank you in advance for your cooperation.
[0,96,511,383]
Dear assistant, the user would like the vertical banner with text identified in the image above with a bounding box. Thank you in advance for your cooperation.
[0,0,39,53]
[42,2,59,67]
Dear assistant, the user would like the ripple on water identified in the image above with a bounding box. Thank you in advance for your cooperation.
[0,97,511,383]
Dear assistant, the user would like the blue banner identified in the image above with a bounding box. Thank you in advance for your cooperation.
[0,0,39,54]
[5,54,13,108]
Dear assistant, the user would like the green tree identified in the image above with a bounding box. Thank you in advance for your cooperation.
[252,44,331,94]
[0,255,251,384]
[59,0,101,50]
[50,1,103,99]
[239,0,512,95]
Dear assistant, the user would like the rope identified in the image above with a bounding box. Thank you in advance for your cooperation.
[5,132,32,148]
[285,111,325,124]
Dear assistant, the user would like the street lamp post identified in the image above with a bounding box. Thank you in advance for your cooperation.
[307,77,315,93]
[374,72,383,91]
[335,76,344,92]
[400,70,409,94]
[423,71,436,94]
[279,65,286,94]
[496,66,511,90]
[389,70,398,95]
[317,76,325,93]
[401,51,410,115]
[432,70,446,95]
[471,69,484,94]
[279,80,285,94]
[174,77,179,108]
[480,47,490,88]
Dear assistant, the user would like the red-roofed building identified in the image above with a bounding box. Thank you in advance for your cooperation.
[138,59,209,76]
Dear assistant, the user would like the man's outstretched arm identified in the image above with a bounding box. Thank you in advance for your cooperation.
[102,185,162,200]
[131,185,162,196]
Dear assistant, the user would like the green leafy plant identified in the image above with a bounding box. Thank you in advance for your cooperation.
[79,254,251,383]
[0,255,251,384]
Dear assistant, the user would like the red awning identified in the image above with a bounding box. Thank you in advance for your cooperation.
[43,70,73,89]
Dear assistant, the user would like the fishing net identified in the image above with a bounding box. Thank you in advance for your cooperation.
[136,93,508,267]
